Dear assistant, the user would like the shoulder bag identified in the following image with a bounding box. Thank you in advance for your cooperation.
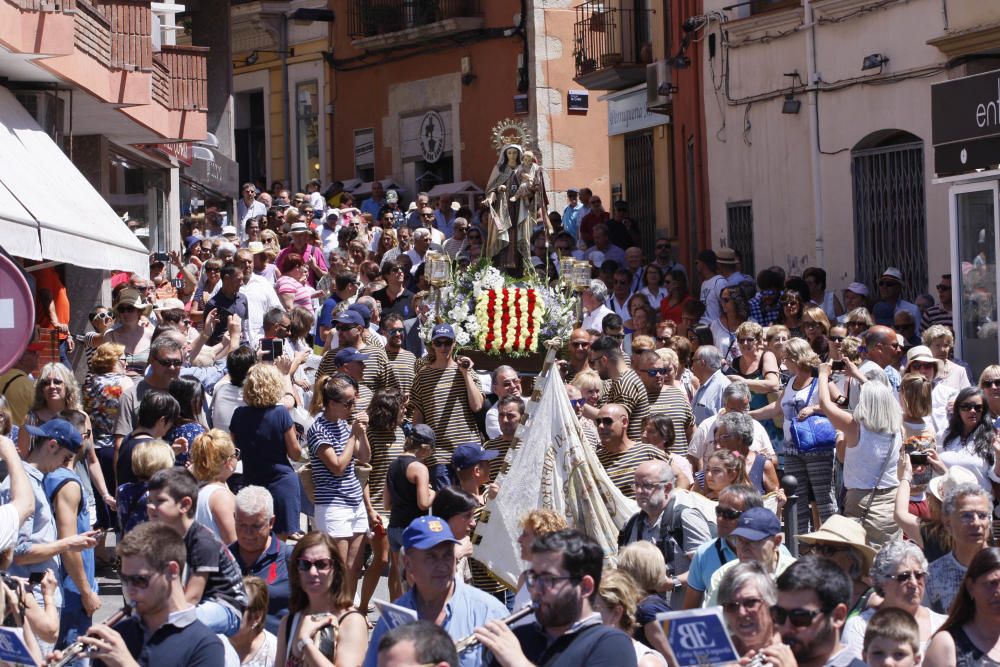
[788,379,837,453]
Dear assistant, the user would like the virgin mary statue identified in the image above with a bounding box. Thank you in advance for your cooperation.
[483,143,523,269]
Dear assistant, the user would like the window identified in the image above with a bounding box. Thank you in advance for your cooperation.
[727,202,754,277]
[852,131,927,299]
[624,130,656,257]
[296,81,320,188]
[952,186,997,372]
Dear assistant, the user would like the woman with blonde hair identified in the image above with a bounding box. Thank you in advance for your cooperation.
[800,304,832,360]
[727,321,780,413]
[925,325,971,392]
[117,440,175,535]
[843,306,874,338]
[374,227,397,266]
[980,364,1000,425]
[571,369,603,408]
[191,429,240,544]
[617,541,672,659]
[595,568,668,667]
[230,364,303,538]
[751,337,834,532]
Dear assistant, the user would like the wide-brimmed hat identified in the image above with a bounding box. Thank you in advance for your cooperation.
[288,221,310,234]
[154,298,186,312]
[798,515,877,573]
[716,248,738,265]
[928,465,979,501]
[904,345,943,376]
[114,288,153,316]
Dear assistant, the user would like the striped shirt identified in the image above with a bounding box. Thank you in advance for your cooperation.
[607,369,651,441]
[385,348,417,395]
[647,385,695,456]
[368,427,406,509]
[921,304,953,332]
[355,385,373,419]
[318,343,398,394]
[596,443,668,499]
[306,415,362,507]
[470,503,510,594]
[411,365,483,467]
[483,436,515,483]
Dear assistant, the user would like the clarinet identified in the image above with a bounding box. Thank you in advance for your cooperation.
[454,604,536,653]
[50,605,132,667]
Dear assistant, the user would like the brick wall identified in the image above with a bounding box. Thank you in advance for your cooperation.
[157,45,208,111]
[98,0,152,71]
[74,0,112,66]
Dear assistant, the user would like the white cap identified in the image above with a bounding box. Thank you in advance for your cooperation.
[845,282,869,297]
[222,225,238,236]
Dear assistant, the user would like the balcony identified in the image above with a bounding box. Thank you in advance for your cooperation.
[573,1,654,90]
[347,0,483,51]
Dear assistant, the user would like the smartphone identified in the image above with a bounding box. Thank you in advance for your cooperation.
[832,360,845,372]
[154,251,170,263]
[260,337,283,361]
[909,452,930,466]
[171,277,185,289]
[28,572,44,586]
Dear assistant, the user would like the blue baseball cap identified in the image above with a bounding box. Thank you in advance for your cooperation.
[431,323,455,340]
[729,507,782,542]
[451,443,500,471]
[348,303,372,326]
[334,347,369,366]
[402,516,461,551]
[333,310,365,328]
[410,423,436,446]
[25,418,83,454]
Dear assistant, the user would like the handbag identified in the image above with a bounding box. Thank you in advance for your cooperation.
[788,379,837,453]
[297,461,316,503]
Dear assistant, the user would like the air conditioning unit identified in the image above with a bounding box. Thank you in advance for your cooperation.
[646,60,672,115]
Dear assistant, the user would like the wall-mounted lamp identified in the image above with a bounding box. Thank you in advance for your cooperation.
[245,49,293,66]
[781,94,801,114]
[861,53,889,71]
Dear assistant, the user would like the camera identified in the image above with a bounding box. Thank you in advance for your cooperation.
[909,452,930,466]
[832,360,845,372]
[171,278,185,289]
[153,252,170,263]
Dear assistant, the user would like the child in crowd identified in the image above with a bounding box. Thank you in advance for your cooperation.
[862,607,921,667]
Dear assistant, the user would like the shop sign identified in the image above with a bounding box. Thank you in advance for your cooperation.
[182,149,239,198]
[149,142,193,166]
[400,109,452,161]
[606,86,668,136]
[932,69,1000,174]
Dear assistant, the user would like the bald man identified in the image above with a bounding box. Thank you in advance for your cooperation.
[594,403,667,499]
[559,329,593,384]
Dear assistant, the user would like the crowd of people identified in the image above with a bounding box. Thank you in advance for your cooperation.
[0,177,987,667]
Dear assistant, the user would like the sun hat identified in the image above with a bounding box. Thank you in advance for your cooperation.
[798,515,877,574]
[247,241,266,255]
[114,288,154,316]
[928,465,979,501]
[904,345,943,376]
[288,221,310,234]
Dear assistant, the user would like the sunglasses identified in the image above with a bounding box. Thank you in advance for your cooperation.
[829,336,845,343]
[387,327,405,335]
[571,341,591,348]
[336,399,357,409]
[120,572,155,590]
[737,337,757,345]
[335,324,358,332]
[297,557,333,573]
[40,378,65,387]
[595,417,616,427]
[888,570,926,584]
[959,402,984,412]
[878,280,899,288]
[154,358,184,368]
[770,605,824,628]
[715,506,742,521]
[936,284,951,291]
[570,398,586,408]
[983,379,1000,389]
[723,598,763,615]
[644,369,666,377]
[656,336,672,344]
[432,339,454,347]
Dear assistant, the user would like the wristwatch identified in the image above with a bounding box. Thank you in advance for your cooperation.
[669,576,682,591]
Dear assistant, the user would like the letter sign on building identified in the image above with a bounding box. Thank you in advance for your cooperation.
[932,68,1000,175]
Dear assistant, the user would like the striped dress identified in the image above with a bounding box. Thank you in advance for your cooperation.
[410,365,483,468]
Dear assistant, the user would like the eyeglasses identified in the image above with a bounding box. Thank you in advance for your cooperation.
[120,572,155,590]
[983,379,1000,389]
[525,571,577,590]
[228,448,242,461]
[888,570,926,584]
[936,283,951,291]
[421,213,435,219]
[958,402,984,413]
[802,321,821,330]
[154,357,184,368]
[40,378,65,387]
[959,510,991,523]
[715,506,743,521]
[644,369,666,377]
[723,598,764,615]
[432,339,453,348]
[205,268,220,273]
[570,398,586,408]
[595,417,616,427]
[736,337,758,346]
[770,605,824,628]
[909,361,936,371]
[635,480,670,492]
[571,341,591,349]
[296,558,333,573]
[336,399,356,409]
[607,333,625,342]
[829,336,845,343]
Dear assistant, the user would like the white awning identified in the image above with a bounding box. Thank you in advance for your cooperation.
[0,87,149,276]
[427,180,484,198]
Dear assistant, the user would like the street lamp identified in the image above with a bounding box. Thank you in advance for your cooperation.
[425,251,452,323]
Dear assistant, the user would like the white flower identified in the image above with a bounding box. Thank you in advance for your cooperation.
[455,330,471,346]
[449,306,468,323]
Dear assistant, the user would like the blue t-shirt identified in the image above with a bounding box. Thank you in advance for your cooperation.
[43,468,96,595]
[315,296,342,342]
[230,405,295,483]
[686,537,735,593]
[306,415,362,507]
[635,594,672,648]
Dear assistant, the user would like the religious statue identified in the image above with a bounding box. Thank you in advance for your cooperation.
[484,120,546,273]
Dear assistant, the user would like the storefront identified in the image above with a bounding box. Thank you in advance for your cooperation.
[108,145,171,252]
[180,148,239,218]
[932,68,1000,373]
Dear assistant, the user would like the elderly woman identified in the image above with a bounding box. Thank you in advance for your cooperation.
[665,337,699,402]
[751,338,834,532]
[923,547,1000,667]
[567,384,601,449]
[817,361,901,547]
[764,324,792,377]
[842,538,946,658]
[937,386,997,494]
[571,369,603,409]
[798,514,877,612]
[718,561,782,660]
[843,306,874,339]
[276,253,318,313]
[714,411,778,494]
[727,321,780,410]
[925,325,971,392]
[230,364,303,538]
[596,568,668,667]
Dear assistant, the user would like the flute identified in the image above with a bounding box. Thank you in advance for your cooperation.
[50,604,132,667]
[455,604,536,653]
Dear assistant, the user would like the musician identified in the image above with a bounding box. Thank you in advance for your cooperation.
[362,516,508,667]
[474,530,637,667]
[51,521,226,667]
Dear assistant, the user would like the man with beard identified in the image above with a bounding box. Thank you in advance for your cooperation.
[924,483,992,614]
[768,556,866,667]
[381,313,416,395]
[474,530,637,667]
[363,516,507,667]
[587,336,650,441]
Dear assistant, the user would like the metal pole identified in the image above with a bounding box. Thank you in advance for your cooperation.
[781,474,799,557]
[804,0,824,267]
[281,14,292,189]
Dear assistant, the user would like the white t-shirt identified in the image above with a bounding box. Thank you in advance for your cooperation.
[211,379,246,434]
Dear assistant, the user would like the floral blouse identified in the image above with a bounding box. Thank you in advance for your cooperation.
[83,372,128,447]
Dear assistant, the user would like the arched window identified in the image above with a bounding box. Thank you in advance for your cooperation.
[851,130,927,298]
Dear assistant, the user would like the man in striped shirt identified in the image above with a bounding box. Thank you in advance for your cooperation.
[318,309,397,393]
[381,313,417,396]
[634,349,694,455]
[483,395,524,482]
[595,403,667,499]
[589,335,650,441]
[411,324,484,489]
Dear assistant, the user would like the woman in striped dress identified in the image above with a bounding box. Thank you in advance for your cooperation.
[306,375,372,596]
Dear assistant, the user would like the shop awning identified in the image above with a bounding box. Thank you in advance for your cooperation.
[0,87,149,276]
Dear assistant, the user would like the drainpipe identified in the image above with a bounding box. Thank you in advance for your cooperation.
[804,0,824,267]
[282,13,292,188]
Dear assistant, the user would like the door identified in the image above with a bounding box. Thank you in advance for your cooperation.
[950,182,1000,374]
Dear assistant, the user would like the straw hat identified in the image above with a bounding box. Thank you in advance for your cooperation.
[114,288,154,316]
[904,345,943,376]
[928,465,979,502]
[797,515,877,573]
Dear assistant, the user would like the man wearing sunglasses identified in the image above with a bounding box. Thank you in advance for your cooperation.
[634,350,696,457]
[114,335,187,450]
[922,273,954,331]
[771,557,866,667]
[874,266,921,334]
[704,507,794,608]
[588,336,650,441]
[59,521,226,666]
[364,516,507,667]
[558,328,593,384]
[855,326,903,401]
[381,313,417,396]
[373,260,414,320]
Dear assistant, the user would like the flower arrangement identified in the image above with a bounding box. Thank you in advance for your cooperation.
[421,259,578,357]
